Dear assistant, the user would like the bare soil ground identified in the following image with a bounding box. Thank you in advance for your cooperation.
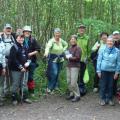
[0,92,120,120]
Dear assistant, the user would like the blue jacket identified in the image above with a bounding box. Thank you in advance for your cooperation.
[97,45,120,74]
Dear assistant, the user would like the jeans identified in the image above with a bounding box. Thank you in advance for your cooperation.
[48,61,62,91]
[99,71,114,101]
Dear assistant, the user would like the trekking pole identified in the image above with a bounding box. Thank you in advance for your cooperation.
[20,72,26,104]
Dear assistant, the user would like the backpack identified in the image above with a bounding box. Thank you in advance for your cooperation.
[1,34,15,57]
[90,41,100,61]
[8,44,19,69]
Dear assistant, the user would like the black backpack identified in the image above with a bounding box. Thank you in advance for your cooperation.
[90,41,100,61]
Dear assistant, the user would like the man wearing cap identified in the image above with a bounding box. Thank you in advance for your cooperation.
[44,28,68,93]
[77,24,90,96]
[112,31,120,95]
[23,25,40,96]
[0,35,6,106]
[0,24,16,96]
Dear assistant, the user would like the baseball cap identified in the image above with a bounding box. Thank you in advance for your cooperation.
[78,24,86,29]
[4,23,12,29]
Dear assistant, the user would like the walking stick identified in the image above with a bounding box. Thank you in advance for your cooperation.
[20,72,26,104]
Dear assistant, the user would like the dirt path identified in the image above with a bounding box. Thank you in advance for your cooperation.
[0,92,120,120]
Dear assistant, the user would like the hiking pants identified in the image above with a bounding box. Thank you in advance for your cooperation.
[67,67,80,97]
[78,62,86,88]
[0,75,4,100]
[11,71,28,99]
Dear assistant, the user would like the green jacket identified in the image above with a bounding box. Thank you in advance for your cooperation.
[77,33,89,62]
[45,37,68,62]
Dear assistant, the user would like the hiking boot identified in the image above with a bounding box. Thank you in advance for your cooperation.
[99,100,106,106]
[55,87,61,91]
[71,96,80,102]
[0,102,4,106]
[24,99,32,104]
[108,100,115,106]
[30,94,35,97]
[12,100,18,106]
[66,95,74,100]
[93,88,98,93]
[46,88,52,94]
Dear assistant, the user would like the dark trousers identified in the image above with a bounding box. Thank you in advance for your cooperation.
[27,62,37,93]
[113,79,118,95]
[78,62,86,87]
[99,71,114,101]
[93,60,99,88]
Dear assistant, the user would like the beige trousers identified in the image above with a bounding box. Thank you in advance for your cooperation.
[67,67,80,97]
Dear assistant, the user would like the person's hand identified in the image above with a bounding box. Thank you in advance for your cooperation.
[28,53,33,57]
[44,53,48,58]
[24,62,30,68]
[96,44,100,49]
[2,68,6,76]
[97,72,101,78]
[21,68,26,72]
[114,73,119,80]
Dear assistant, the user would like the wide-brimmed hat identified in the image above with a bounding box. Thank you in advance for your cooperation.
[23,26,32,32]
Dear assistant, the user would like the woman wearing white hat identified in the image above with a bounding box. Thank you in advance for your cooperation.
[23,25,40,96]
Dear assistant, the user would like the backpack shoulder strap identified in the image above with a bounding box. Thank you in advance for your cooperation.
[11,35,15,43]
[13,44,19,51]
[1,34,15,44]
[1,34,4,42]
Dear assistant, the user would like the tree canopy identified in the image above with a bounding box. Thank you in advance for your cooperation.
[0,0,120,44]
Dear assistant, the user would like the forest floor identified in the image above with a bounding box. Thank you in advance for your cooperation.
[0,92,120,120]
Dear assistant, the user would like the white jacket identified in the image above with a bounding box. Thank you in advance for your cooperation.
[0,37,6,68]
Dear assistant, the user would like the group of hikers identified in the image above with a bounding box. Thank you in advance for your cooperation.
[44,25,120,106]
[0,24,40,106]
[0,23,120,107]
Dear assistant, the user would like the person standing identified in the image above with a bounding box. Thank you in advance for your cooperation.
[0,24,16,95]
[77,24,89,96]
[112,31,120,95]
[66,35,82,102]
[23,26,40,96]
[97,37,120,106]
[91,32,108,93]
[9,33,32,105]
[0,36,6,106]
[44,28,68,93]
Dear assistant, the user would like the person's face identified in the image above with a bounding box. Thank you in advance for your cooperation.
[70,37,77,45]
[101,34,108,43]
[78,27,86,35]
[23,31,31,37]
[112,34,120,41]
[54,32,61,40]
[106,38,114,48]
[4,28,12,35]
[16,36,24,44]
